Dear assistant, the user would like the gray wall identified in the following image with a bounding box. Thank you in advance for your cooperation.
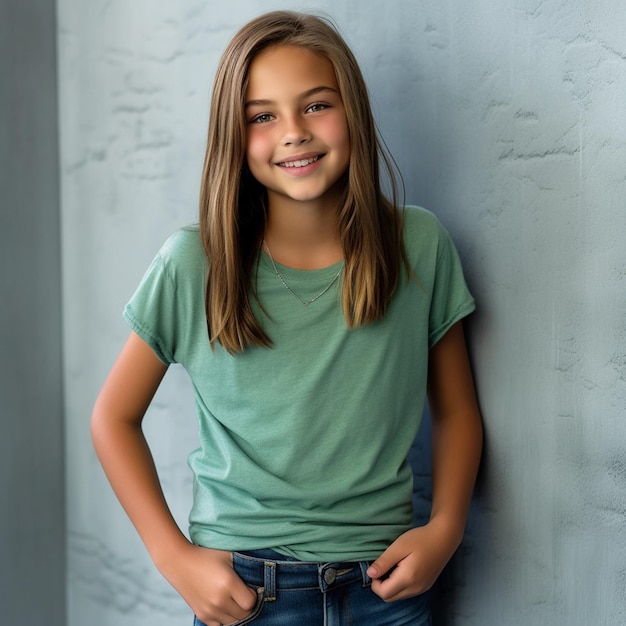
[0,1,66,624]
[56,1,626,625]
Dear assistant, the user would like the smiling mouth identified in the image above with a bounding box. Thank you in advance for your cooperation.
[277,155,322,168]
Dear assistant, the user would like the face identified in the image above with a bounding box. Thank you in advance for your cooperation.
[244,45,351,213]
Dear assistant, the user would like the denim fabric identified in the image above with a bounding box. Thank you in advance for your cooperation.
[193,549,431,626]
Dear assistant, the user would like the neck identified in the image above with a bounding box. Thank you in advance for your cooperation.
[264,195,343,270]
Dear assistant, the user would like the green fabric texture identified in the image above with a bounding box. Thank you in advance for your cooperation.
[123,206,475,561]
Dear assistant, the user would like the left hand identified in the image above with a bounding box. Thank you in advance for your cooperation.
[366,522,460,602]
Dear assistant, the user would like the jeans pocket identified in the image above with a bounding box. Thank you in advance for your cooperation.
[224,586,265,626]
[193,587,265,626]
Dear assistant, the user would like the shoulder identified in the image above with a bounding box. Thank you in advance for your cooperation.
[158,225,203,258]
[401,205,449,252]
[156,225,206,273]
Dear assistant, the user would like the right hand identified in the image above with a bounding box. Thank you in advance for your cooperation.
[157,541,258,626]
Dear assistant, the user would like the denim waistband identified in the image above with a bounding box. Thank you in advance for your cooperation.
[232,549,372,597]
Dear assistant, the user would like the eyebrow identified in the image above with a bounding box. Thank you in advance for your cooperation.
[245,86,339,109]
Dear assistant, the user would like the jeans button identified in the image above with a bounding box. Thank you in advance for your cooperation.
[324,568,337,585]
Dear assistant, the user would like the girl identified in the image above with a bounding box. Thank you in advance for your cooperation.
[92,11,482,626]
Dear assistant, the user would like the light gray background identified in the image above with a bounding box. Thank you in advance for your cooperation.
[2,1,625,625]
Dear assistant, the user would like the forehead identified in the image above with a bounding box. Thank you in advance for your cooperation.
[245,45,339,98]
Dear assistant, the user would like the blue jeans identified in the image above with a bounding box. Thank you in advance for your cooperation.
[194,549,431,626]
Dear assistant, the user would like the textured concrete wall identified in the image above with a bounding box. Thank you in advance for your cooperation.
[58,1,626,625]
[0,1,65,624]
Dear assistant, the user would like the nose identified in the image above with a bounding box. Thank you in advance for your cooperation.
[282,115,311,146]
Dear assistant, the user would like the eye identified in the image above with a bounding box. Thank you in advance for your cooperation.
[250,113,274,124]
[306,103,330,113]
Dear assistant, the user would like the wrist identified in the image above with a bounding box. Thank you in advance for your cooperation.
[427,514,466,553]
[149,532,193,574]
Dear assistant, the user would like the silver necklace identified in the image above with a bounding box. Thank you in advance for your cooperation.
[263,240,343,306]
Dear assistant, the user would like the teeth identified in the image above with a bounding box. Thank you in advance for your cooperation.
[280,156,319,168]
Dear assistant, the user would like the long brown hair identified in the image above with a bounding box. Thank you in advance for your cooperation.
[199,11,408,353]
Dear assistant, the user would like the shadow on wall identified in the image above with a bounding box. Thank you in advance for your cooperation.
[427,445,490,626]
[410,351,489,625]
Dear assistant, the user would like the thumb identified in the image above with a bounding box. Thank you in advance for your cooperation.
[366,543,404,580]
[235,584,259,612]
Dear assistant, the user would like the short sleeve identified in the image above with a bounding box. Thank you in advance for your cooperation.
[123,250,178,364]
[428,220,476,347]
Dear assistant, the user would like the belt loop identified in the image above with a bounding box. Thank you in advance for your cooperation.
[359,561,372,587]
[264,560,276,601]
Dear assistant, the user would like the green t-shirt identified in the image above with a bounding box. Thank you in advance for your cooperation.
[124,206,475,561]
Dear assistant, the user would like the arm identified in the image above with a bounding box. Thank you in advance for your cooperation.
[367,321,483,601]
[91,331,256,625]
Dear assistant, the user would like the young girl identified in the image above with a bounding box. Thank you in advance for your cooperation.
[92,11,482,626]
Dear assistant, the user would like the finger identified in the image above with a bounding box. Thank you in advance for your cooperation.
[366,544,405,580]
[370,565,408,602]
[371,576,408,603]
[221,588,258,623]
[198,600,248,626]
[195,586,257,625]
[232,584,260,613]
